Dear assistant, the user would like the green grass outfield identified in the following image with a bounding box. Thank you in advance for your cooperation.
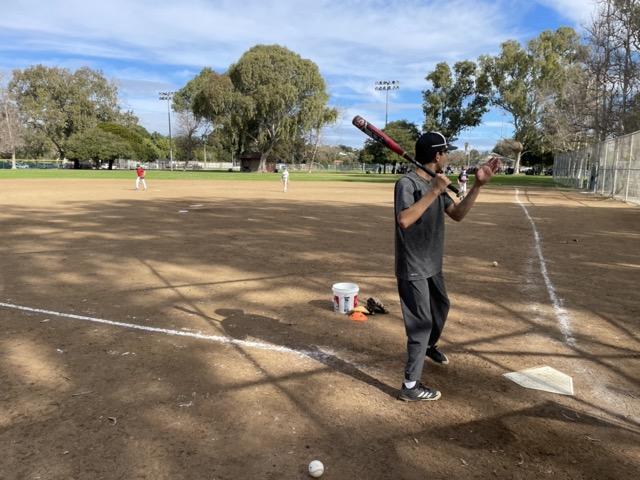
[0,169,558,188]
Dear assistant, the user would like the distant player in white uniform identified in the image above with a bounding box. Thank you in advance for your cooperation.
[281,166,289,192]
[457,168,468,199]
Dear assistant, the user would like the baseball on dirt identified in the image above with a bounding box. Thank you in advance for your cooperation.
[308,460,324,477]
[492,261,499,267]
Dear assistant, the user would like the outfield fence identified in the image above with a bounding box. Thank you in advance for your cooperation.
[554,129,640,204]
[0,159,63,169]
[117,159,394,173]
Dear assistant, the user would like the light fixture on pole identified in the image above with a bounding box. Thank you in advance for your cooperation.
[374,80,400,127]
[159,91,176,170]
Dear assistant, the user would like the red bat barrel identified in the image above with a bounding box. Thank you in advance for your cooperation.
[352,115,459,194]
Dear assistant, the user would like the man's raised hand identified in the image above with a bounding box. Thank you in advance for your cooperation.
[474,157,501,186]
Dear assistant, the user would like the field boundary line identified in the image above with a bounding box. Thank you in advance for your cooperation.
[515,189,577,346]
[0,301,337,362]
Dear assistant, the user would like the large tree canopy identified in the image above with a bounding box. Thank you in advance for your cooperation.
[8,65,125,161]
[66,127,133,169]
[422,60,490,140]
[65,123,158,169]
[98,123,159,163]
[180,46,337,171]
[185,68,246,163]
[227,45,337,171]
[480,27,585,170]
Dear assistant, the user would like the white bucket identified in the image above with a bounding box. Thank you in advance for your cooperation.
[332,282,359,314]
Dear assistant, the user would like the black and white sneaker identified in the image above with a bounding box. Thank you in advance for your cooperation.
[398,383,441,402]
[426,345,449,365]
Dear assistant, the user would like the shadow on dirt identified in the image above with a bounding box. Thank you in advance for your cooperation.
[1,190,639,478]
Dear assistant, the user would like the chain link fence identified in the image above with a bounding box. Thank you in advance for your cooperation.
[116,159,377,173]
[554,130,640,204]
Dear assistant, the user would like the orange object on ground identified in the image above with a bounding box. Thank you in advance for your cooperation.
[349,311,368,322]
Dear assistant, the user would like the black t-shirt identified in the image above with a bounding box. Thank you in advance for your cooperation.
[394,171,453,280]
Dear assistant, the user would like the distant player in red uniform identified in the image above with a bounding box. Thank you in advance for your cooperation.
[135,164,147,191]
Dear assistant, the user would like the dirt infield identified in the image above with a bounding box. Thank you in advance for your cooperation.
[1,178,638,479]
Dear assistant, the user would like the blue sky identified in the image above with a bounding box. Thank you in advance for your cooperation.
[0,0,598,152]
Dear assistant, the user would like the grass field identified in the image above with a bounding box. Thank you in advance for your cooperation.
[0,168,558,187]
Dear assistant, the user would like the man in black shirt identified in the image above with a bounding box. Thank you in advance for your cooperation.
[394,132,500,401]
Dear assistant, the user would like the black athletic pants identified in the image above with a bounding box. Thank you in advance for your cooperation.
[397,272,450,382]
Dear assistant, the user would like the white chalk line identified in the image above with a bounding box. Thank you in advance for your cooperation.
[515,189,577,347]
[0,301,343,364]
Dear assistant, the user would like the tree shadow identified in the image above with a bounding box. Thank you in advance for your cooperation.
[215,308,397,398]
[1,184,639,478]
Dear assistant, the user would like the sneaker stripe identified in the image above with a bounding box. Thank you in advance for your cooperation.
[398,383,441,401]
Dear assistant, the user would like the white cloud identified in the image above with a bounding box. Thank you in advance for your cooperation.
[0,1,518,74]
[535,0,599,26]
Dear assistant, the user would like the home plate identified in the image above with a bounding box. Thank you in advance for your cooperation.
[503,366,574,395]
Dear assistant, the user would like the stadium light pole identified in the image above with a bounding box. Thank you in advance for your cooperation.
[374,80,400,127]
[159,91,176,170]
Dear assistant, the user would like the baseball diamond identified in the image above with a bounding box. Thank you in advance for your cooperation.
[0,176,638,479]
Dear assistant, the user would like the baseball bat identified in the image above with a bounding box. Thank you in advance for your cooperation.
[352,115,459,194]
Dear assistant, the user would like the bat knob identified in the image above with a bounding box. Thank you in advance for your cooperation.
[352,116,366,128]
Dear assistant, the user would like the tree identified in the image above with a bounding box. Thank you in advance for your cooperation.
[174,110,202,166]
[9,65,122,163]
[66,127,133,169]
[0,75,24,168]
[611,0,640,134]
[529,28,591,152]
[150,132,171,160]
[190,68,245,164]
[98,123,158,168]
[304,107,338,171]
[227,45,336,171]
[581,0,640,139]
[18,130,52,159]
[539,64,593,152]
[174,68,218,165]
[480,41,537,173]
[422,60,490,140]
[481,27,585,170]
[623,92,640,132]
[493,139,523,169]
[314,144,358,167]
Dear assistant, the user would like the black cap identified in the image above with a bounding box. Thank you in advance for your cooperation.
[415,131,458,162]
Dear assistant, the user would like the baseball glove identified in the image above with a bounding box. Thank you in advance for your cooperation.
[366,297,389,314]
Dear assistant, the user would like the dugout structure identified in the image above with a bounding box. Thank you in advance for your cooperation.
[554,129,640,205]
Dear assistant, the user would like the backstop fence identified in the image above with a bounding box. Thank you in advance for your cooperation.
[553,129,640,204]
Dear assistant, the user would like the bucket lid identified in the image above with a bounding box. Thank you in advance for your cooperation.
[332,282,359,292]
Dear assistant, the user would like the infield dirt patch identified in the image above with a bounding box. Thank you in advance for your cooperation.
[1,179,638,479]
